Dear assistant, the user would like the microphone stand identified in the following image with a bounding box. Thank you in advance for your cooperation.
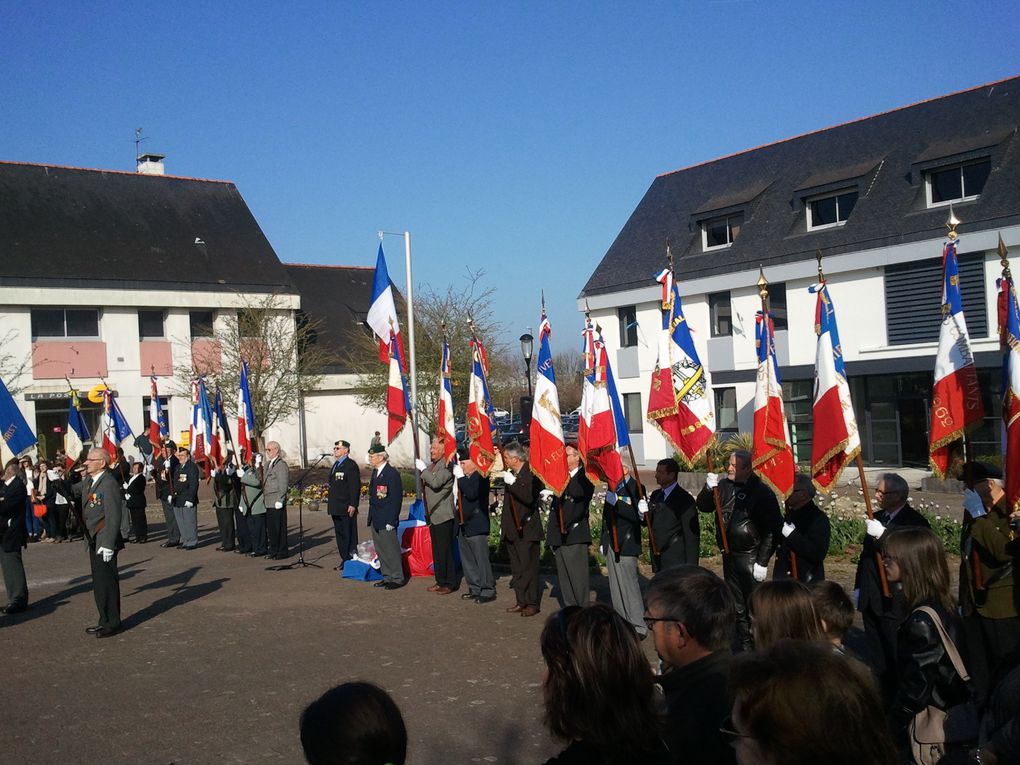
[268,453,330,571]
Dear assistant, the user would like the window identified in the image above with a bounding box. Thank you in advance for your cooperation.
[31,308,99,339]
[714,387,738,434]
[702,213,743,250]
[885,253,988,344]
[238,309,261,340]
[618,305,638,348]
[709,292,732,337]
[189,310,215,338]
[622,393,643,434]
[768,283,788,331]
[926,159,991,206]
[807,190,858,229]
[138,310,165,339]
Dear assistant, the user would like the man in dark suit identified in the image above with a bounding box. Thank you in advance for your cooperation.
[853,471,929,697]
[501,441,545,617]
[649,457,699,571]
[78,448,125,637]
[603,464,647,638]
[773,473,830,584]
[454,449,495,603]
[548,444,593,607]
[0,461,29,614]
[154,441,181,548]
[123,461,148,544]
[262,441,290,560]
[367,444,405,589]
[327,439,361,571]
[172,447,201,550]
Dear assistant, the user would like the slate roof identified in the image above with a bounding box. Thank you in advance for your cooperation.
[581,76,1020,297]
[0,161,297,293]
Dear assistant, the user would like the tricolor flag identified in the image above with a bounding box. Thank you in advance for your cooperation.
[0,376,36,457]
[646,270,715,467]
[211,387,234,469]
[65,389,90,462]
[190,379,214,464]
[930,237,985,478]
[809,281,861,490]
[753,309,795,499]
[100,389,133,460]
[438,338,457,463]
[999,250,1020,512]
[237,361,256,464]
[529,309,568,494]
[148,376,169,449]
[386,330,411,443]
[579,318,625,488]
[467,336,496,476]
[366,244,405,365]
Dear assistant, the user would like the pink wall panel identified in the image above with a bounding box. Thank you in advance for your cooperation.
[139,341,173,376]
[191,339,222,374]
[32,341,108,379]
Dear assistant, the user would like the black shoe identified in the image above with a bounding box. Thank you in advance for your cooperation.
[373,581,388,588]
[222,547,235,552]
[181,545,197,551]
[136,539,147,544]
[461,593,479,600]
[2,603,27,615]
[215,546,224,551]
[159,542,176,548]
[383,581,404,590]
[85,625,102,634]
[476,595,497,604]
[96,625,122,638]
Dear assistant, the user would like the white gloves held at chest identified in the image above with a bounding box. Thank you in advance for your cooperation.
[414,459,427,472]
[706,472,720,489]
[865,518,885,539]
[781,522,795,538]
[637,499,649,517]
[502,471,516,486]
[452,464,465,479]
[752,563,768,582]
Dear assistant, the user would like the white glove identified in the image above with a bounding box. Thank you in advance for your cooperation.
[865,518,885,539]
[752,563,768,582]
[47,469,59,480]
[452,464,465,479]
[385,524,395,531]
[539,489,554,501]
[274,501,283,509]
[706,472,720,489]
[236,468,245,478]
[963,488,987,518]
[502,470,516,486]
[255,455,263,468]
[414,459,427,472]
[166,495,173,502]
[781,522,795,538]
[122,481,129,490]
[184,501,194,508]
[637,499,649,517]
[97,546,114,563]
[211,469,218,477]
[124,493,131,501]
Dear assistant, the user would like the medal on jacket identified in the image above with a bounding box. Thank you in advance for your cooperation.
[376,485,388,499]
[179,473,188,483]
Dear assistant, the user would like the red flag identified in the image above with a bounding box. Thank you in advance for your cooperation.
[386,330,410,443]
[753,311,795,500]
[999,257,1020,511]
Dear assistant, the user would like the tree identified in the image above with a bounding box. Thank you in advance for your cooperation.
[0,328,31,395]
[172,292,335,433]
[552,348,584,413]
[341,269,505,437]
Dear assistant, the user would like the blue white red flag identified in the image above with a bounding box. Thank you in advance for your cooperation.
[647,273,715,467]
[101,389,133,460]
[438,338,457,463]
[930,238,985,478]
[753,309,795,499]
[65,389,90,462]
[998,248,1020,512]
[467,336,496,476]
[190,379,214,464]
[809,282,860,490]
[148,376,169,449]
[386,330,411,443]
[529,309,568,494]
[579,318,625,488]
[237,361,256,464]
[0,376,36,457]
[366,244,405,365]
[211,387,234,469]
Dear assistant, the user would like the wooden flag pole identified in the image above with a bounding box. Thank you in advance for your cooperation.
[856,455,891,598]
[705,451,730,554]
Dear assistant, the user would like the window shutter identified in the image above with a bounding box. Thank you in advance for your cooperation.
[885,254,987,345]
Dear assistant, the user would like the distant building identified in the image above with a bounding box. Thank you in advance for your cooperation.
[579,76,1020,468]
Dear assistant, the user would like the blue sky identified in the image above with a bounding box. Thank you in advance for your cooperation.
[3,1,1018,356]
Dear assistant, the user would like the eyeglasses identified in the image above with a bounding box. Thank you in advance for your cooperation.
[719,715,754,745]
[85,457,103,462]
[642,615,679,630]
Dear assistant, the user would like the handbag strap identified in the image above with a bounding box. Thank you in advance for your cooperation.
[914,606,971,683]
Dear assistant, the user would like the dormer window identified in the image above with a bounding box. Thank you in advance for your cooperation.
[702,213,743,250]
[925,158,990,207]
[806,189,858,230]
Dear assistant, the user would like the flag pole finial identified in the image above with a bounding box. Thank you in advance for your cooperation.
[757,266,769,301]
[816,250,825,283]
[946,203,961,241]
[377,230,384,241]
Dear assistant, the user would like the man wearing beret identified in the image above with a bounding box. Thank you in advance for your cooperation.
[367,444,405,589]
[327,440,361,571]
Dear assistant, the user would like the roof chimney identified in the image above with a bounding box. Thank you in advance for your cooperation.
[136,153,166,175]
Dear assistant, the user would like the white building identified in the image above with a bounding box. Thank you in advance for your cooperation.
[579,76,1020,469]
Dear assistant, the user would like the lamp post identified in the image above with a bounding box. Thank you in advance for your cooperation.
[519,332,534,397]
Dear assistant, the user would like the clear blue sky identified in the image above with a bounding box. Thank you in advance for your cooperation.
[3,1,1018,355]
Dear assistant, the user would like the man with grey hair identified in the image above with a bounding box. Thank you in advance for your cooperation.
[77,448,125,637]
[417,437,458,594]
[501,441,545,617]
[853,471,929,697]
[773,473,831,584]
[367,444,405,589]
[262,441,290,560]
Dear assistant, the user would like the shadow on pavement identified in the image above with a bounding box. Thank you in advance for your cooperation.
[121,568,230,631]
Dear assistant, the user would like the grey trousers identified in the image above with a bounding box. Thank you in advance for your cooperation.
[161,498,180,544]
[372,526,405,585]
[554,543,590,607]
[0,547,28,607]
[174,505,199,547]
[120,498,132,537]
[605,552,646,638]
[459,531,495,598]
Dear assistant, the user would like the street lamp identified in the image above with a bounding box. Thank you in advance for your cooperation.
[519,332,534,397]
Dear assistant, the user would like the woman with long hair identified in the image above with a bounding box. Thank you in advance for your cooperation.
[749,579,824,650]
[540,603,670,764]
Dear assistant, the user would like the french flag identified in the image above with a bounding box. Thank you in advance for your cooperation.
[237,360,256,464]
[366,244,404,365]
[190,379,213,465]
[65,389,90,463]
[386,330,411,443]
[753,310,795,500]
[101,390,133,460]
[646,271,715,467]
[467,337,496,476]
[529,310,568,494]
[810,281,861,490]
[210,387,234,468]
[148,376,169,449]
[930,238,985,478]
[438,338,457,463]
[579,318,624,488]
[998,246,1020,511]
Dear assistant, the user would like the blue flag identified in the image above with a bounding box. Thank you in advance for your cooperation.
[0,377,37,456]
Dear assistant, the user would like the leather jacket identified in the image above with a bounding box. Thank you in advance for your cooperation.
[696,474,782,565]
